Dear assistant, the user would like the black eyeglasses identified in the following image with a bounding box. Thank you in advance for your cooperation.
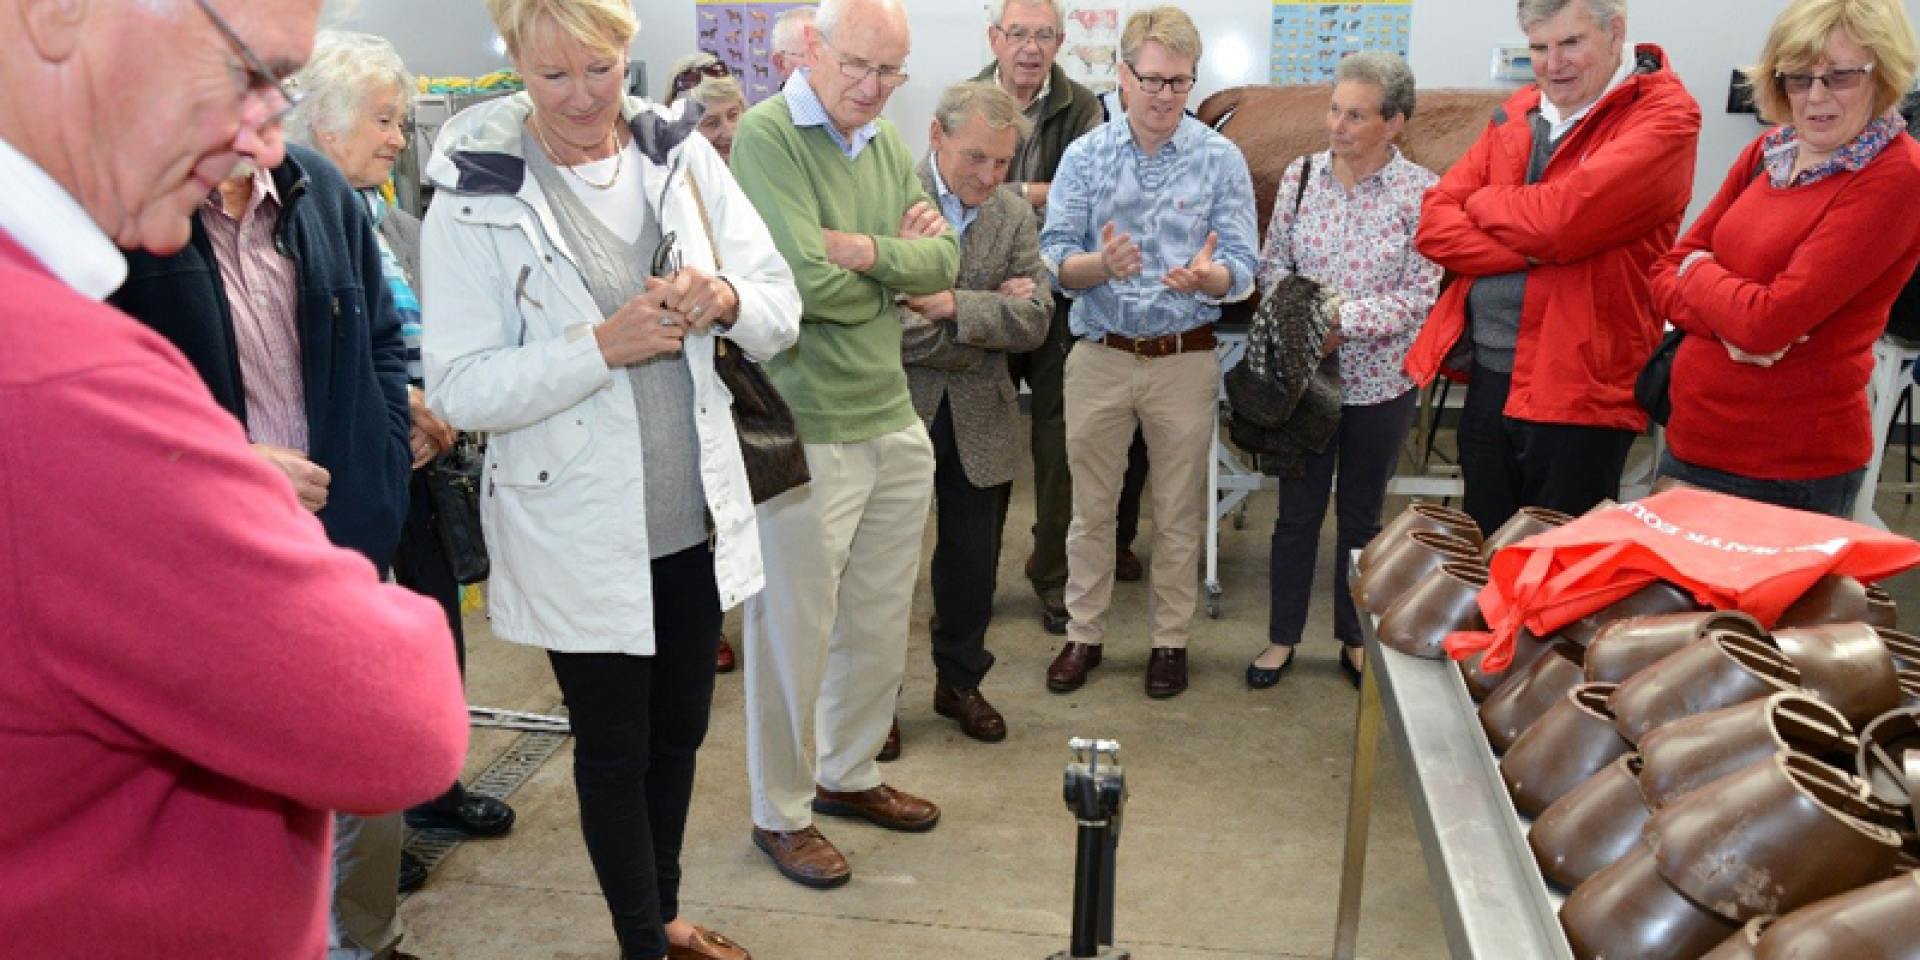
[1776,62,1875,95]
[822,39,910,89]
[675,60,733,92]
[1126,63,1195,94]
[993,25,1061,47]
[191,0,302,128]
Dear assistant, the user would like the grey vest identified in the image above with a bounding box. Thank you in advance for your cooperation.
[1468,112,1562,374]
[526,135,707,558]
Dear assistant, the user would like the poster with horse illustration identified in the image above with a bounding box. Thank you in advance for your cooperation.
[1270,0,1411,86]
[694,0,816,104]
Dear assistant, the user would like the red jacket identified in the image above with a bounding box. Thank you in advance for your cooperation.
[1406,44,1700,431]
[1650,133,1920,478]
[0,233,469,957]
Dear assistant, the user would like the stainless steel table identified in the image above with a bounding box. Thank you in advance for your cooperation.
[1332,562,1573,960]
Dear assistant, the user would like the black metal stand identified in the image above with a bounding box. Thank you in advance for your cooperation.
[1047,738,1130,960]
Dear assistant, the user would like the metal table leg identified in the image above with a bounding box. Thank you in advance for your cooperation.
[1332,644,1385,960]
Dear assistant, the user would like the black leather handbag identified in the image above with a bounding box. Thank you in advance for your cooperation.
[1634,327,1684,427]
[426,433,490,584]
[682,174,810,504]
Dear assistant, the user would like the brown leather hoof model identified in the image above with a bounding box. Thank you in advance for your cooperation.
[934,681,1007,742]
[1145,647,1188,699]
[1360,503,1481,575]
[751,826,850,890]
[1530,753,1652,891]
[814,784,941,833]
[1047,642,1102,692]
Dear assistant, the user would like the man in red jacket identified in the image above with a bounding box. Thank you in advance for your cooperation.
[1406,0,1700,536]
[0,1,470,957]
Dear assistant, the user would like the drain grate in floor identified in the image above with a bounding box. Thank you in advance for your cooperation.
[402,704,570,891]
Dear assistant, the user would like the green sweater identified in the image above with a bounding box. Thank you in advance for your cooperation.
[730,95,959,444]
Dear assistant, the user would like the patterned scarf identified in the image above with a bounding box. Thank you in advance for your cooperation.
[364,190,424,384]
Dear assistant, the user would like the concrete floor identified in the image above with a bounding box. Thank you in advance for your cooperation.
[396,429,1920,960]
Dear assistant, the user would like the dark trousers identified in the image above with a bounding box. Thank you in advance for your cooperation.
[1458,364,1637,538]
[1269,390,1420,648]
[1656,450,1867,519]
[393,470,473,810]
[1009,298,1150,597]
[928,399,1007,690]
[547,544,721,960]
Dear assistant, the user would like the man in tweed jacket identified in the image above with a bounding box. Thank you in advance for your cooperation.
[902,82,1052,742]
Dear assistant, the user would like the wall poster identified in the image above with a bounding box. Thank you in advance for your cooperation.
[1059,1,1125,96]
[695,0,817,104]
[1270,0,1412,86]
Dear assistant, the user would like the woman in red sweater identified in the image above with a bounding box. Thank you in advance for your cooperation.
[1650,0,1920,517]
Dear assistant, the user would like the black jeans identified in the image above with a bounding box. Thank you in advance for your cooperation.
[1656,450,1867,519]
[547,544,721,960]
[928,400,1007,690]
[394,469,474,810]
[1269,390,1419,648]
[1458,364,1637,538]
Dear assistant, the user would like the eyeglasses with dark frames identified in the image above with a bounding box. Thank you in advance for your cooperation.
[1125,63,1195,95]
[675,60,733,92]
[993,25,1061,47]
[1776,62,1875,96]
[822,39,909,89]
[190,0,302,128]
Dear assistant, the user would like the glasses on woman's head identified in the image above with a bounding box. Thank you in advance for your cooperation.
[191,0,302,128]
[1776,62,1874,96]
[822,39,909,89]
[675,60,732,92]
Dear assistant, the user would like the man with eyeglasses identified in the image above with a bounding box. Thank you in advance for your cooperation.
[1407,0,1701,537]
[729,0,959,890]
[771,7,814,83]
[0,0,468,957]
[1039,6,1259,700]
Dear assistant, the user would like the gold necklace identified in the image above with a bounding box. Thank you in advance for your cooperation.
[531,114,624,190]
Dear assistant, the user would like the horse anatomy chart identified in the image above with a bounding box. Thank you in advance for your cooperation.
[1270,0,1412,86]
[1060,2,1124,96]
[695,0,816,104]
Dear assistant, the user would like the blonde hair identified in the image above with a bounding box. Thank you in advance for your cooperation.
[1120,6,1202,66]
[1748,0,1917,123]
[689,76,746,111]
[485,0,636,60]
[933,81,1035,140]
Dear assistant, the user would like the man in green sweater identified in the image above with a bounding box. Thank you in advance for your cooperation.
[730,0,960,890]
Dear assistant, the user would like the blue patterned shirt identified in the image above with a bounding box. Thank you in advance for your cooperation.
[1040,114,1259,338]
[783,69,878,160]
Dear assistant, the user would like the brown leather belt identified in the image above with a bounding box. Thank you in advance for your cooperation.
[1094,324,1216,358]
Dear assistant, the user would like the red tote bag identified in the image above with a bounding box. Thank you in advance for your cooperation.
[1446,489,1920,672]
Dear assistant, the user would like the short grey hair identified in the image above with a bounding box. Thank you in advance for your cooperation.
[285,30,413,147]
[689,75,746,110]
[1516,0,1626,31]
[933,81,1035,139]
[1334,51,1417,122]
[772,7,814,51]
[988,0,1065,30]
[815,0,906,43]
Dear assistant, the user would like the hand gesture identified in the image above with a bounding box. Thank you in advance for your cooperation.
[595,285,687,368]
[252,442,331,512]
[898,201,949,240]
[998,277,1037,300]
[648,268,738,332]
[1099,221,1142,282]
[1162,231,1218,294]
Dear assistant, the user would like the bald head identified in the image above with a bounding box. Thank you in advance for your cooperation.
[807,0,911,139]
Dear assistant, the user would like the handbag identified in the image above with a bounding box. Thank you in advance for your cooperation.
[425,433,491,584]
[682,174,810,504]
[1634,326,1684,426]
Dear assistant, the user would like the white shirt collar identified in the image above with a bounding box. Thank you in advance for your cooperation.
[1538,50,1635,141]
[0,134,127,300]
[996,65,1051,111]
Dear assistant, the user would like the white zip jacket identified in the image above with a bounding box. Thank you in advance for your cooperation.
[420,92,800,655]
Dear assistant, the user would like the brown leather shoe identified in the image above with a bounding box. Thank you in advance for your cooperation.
[876,718,901,763]
[814,784,941,833]
[667,924,751,960]
[1040,598,1069,635]
[934,681,1007,742]
[751,825,851,889]
[1046,642,1102,692]
[1114,547,1144,582]
[715,634,736,674]
[1145,647,1188,699]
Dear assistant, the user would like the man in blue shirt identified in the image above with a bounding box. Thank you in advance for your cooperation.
[1039,6,1259,699]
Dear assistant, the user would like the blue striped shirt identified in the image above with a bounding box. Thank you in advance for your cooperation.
[783,69,878,160]
[1040,114,1259,338]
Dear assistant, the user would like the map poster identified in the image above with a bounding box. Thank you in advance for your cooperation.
[1270,0,1412,87]
[695,0,817,104]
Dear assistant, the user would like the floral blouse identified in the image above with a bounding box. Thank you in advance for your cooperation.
[1257,148,1443,405]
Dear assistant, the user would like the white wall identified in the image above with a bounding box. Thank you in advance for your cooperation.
[343,0,1920,221]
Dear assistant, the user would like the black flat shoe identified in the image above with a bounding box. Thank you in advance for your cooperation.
[398,850,428,894]
[1245,648,1295,689]
[1339,647,1365,690]
[406,793,517,837]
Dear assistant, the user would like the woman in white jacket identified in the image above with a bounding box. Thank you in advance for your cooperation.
[421,2,799,958]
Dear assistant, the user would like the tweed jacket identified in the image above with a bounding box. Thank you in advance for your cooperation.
[901,160,1052,488]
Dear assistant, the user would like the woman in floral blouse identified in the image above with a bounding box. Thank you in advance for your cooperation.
[1246,52,1443,690]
